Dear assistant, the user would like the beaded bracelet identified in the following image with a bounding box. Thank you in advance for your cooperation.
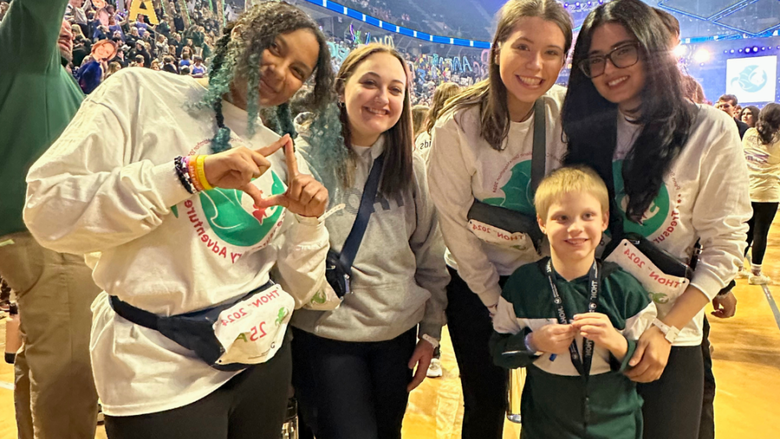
[186,156,204,192]
[173,156,194,194]
[195,154,214,191]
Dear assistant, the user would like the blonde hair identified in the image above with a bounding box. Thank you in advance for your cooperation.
[534,166,609,222]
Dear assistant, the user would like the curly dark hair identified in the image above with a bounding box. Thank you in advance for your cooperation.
[197,1,334,152]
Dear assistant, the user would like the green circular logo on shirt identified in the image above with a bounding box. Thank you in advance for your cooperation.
[483,160,535,216]
[199,171,286,247]
[613,161,670,237]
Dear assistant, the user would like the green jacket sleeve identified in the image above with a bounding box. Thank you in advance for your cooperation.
[0,0,71,68]
[490,327,540,370]
[609,336,637,373]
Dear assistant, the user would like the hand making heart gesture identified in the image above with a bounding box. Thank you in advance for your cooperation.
[202,134,328,218]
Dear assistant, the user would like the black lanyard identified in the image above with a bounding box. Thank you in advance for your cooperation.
[545,259,600,380]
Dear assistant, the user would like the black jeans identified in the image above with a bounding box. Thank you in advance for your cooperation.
[291,326,416,439]
[104,340,292,439]
[445,267,507,439]
[638,345,704,439]
[745,201,779,265]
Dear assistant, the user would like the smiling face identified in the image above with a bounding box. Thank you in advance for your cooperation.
[539,190,608,268]
[230,28,319,109]
[342,52,407,146]
[497,16,566,120]
[588,22,646,113]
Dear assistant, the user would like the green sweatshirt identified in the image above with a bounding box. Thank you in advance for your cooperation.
[490,258,657,439]
[0,0,84,237]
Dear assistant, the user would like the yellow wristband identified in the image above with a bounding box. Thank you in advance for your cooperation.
[196,155,214,191]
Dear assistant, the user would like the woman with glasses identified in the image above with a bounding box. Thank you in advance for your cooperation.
[561,1,751,438]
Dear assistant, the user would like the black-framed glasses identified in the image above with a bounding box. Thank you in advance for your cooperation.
[579,42,641,78]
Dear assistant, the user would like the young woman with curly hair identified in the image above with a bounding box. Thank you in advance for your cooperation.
[23,3,334,438]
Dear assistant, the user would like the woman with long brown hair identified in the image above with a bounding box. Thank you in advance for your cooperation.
[742,103,780,284]
[427,1,572,437]
[291,44,449,439]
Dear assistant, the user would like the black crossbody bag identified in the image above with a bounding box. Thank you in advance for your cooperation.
[600,152,693,280]
[326,153,385,298]
[466,99,546,252]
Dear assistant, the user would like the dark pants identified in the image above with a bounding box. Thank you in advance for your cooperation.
[446,267,508,439]
[292,326,416,439]
[745,201,779,265]
[638,345,704,439]
[700,318,715,439]
[104,341,291,439]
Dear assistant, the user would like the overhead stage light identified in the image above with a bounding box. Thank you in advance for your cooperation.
[693,49,710,63]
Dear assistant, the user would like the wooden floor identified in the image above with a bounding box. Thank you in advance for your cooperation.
[2,225,780,438]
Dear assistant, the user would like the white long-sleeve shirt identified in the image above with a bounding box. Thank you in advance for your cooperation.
[742,127,780,202]
[608,105,751,345]
[427,86,567,308]
[23,68,328,416]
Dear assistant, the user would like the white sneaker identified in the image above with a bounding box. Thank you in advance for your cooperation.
[427,358,443,378]
[749,274,771,285]
[737,268,751,279]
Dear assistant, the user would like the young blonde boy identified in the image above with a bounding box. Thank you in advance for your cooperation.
[490,166,657,439]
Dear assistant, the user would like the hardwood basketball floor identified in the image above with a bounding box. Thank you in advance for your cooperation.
[2,225,779,438]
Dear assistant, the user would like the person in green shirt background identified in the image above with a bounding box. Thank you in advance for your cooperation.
[0,0,102,438]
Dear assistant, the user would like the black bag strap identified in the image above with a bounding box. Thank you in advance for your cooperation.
[531,98,546,191]
[338,153,385,274]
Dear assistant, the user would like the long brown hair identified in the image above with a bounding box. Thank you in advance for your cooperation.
[337,44,414,197]
[441,0,572,151]
[425,82,461,134]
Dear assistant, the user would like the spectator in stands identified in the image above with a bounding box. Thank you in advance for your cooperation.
[717,94,750,139]
[130,40,151,68]
[162,54,178,73]
[23,2,335,437]
[180,51,192,70]
[191,55,207,78]
[130,54,144,67]
[106,60,122,77]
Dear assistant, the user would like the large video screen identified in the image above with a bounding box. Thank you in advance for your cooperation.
[726,55,777,104]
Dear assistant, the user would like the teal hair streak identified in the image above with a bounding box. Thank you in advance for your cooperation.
[302,102,352,188]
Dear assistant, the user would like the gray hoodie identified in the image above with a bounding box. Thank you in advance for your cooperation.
[292,135,449,342]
